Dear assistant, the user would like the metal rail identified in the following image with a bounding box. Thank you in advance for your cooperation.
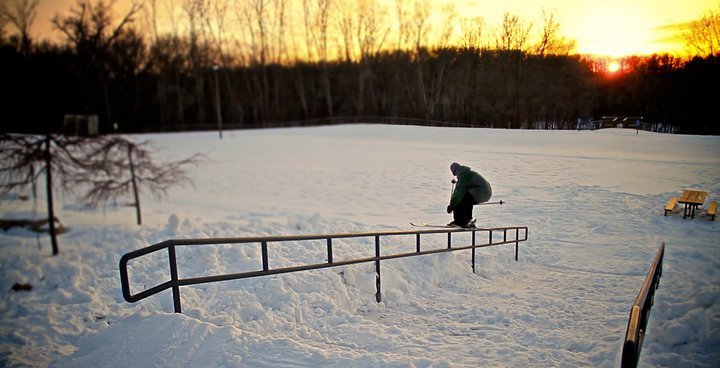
[119,226,529,313]
[621,242,665,368]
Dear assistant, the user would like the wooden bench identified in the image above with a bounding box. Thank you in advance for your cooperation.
[708,201,717,221]
[664,197,677,216]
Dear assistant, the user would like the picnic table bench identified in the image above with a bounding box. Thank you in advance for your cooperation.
[664,197,677,216]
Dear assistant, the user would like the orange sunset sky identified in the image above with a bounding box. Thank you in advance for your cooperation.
[25,0,719,57]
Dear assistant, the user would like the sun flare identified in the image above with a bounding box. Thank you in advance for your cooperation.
[608,61,621,73]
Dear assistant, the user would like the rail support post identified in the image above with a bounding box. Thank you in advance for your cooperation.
[261,241,269,271]
[168,245,182,313]
[375,235,382,303]
[471,230,476,274]
[327,238,333,263]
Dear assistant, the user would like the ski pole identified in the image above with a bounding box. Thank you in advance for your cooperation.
[477,200,505,206]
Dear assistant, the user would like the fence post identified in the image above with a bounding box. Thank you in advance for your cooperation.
[447,232,452,249]
[375,235,382,303]
[168,245,182,313]
[416,233,421,253]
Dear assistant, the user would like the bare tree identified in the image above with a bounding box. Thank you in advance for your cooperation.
[270,0,289,65]
[460,17,485,50]
[52,0,144,128]
[70,137,203,225]
[239,0,268,65]
[409,0,431,53]
[53,0,143,51]
[0,0,39,57]
[301,0,316,62]
[435,3,456,47]
[534,9,575,57]
[238,0,288,65]
[235,0,289,124]
[182,0,212,126]
[200,0,230,61]
[356,0,390,60]
[301,0,333,115]
[494,12,532,52]
[0,134,203,254]
[394,0,431,52]
[1,133,91,255]
[312,0,332,62]
[394,0,410,51]
[494,12,533,128]
[409,0,433,118]
[338,0,390,115]
[683,5,720,57]
[338,1,356,62]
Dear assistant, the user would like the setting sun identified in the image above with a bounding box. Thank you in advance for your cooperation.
[608,61,621,73]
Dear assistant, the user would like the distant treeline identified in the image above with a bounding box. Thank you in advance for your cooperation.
[1,0,718,135]
[2,38,719,135]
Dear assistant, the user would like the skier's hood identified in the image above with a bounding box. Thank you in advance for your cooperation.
[450,162,470,176]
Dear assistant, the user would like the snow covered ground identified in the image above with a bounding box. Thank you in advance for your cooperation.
[1,125,719,367]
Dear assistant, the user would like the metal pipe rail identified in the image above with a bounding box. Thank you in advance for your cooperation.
[119,226,529,313]
[621,242,665,368]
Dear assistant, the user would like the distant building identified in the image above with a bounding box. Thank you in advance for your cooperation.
[63,115,99,136]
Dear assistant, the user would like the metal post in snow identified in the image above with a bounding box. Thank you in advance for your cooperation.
[515,228,519,261]
[128,144,141,225]
[261,241,269,271]
[212,65,223,139]
[375,235,381,303]
[168,245,182,313]
[44,134,59,255]
[471,230,476,274]
[327,238,333,263]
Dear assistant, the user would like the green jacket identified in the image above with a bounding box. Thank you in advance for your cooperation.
[450,164,492,207]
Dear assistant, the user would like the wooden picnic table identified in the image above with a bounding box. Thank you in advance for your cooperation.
[678,190,707,219]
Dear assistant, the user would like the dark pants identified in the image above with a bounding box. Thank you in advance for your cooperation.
[454,194,479,225]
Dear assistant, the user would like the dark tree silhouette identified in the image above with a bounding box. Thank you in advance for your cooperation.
[0,0,39,58]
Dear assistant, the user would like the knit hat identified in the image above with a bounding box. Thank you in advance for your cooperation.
[450,162,460,175]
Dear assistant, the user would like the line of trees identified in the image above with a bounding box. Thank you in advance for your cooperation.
[1,0,719,134]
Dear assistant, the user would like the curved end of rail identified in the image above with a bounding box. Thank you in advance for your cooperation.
[119,254,135,302]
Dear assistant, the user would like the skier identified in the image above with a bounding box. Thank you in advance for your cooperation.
[447,162,492,227]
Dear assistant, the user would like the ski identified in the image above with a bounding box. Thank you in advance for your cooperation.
[410,222,454,228]
[411,219,477,229]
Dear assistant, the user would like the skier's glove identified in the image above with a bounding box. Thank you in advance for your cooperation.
[446,205,453,213]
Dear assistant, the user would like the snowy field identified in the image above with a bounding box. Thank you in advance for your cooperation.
[1,125,719,367]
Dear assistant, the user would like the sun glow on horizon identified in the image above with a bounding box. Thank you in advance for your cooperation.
[607,61,621,73]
